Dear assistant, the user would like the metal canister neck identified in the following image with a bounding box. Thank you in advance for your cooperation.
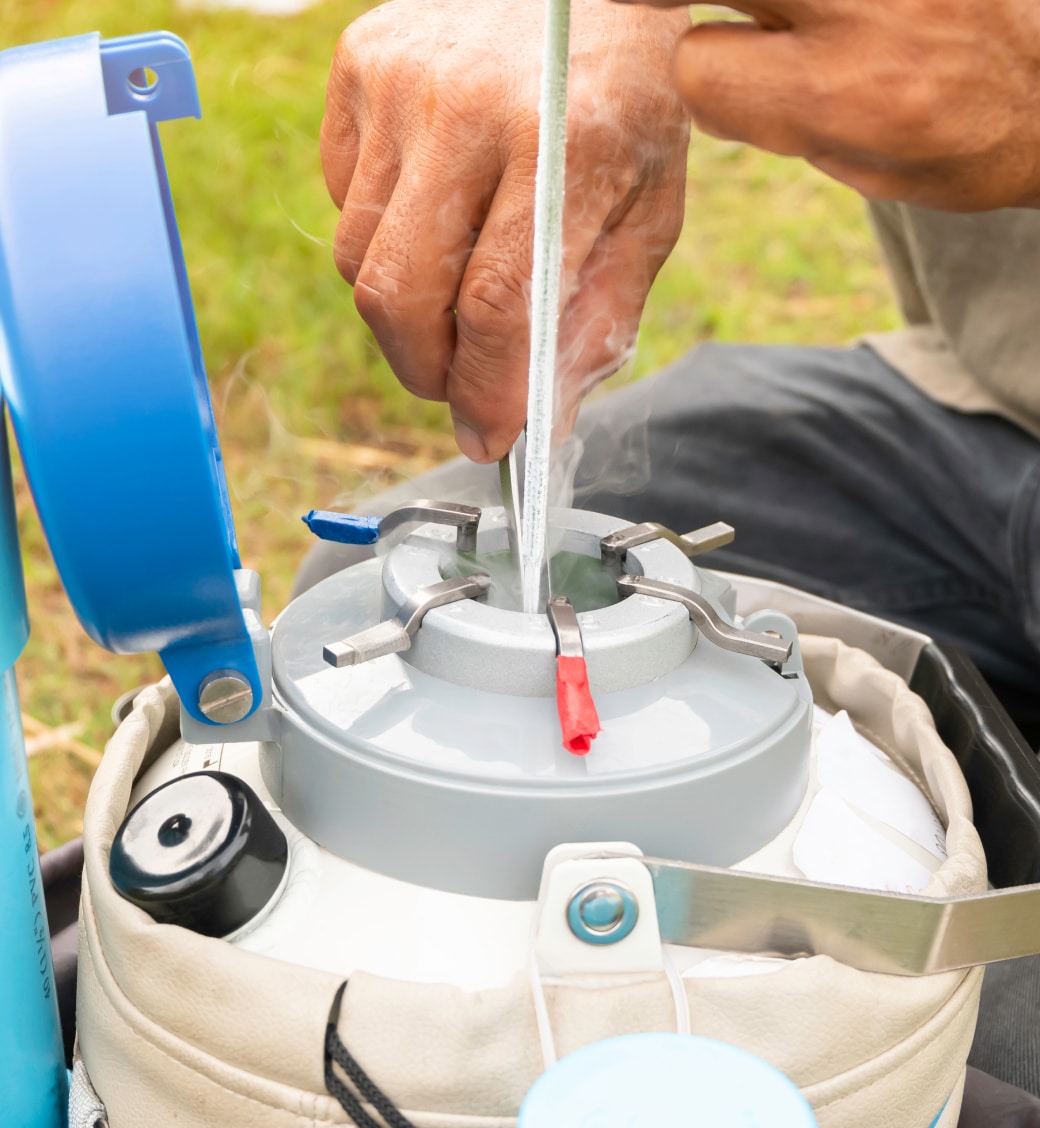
[378,508,701,697]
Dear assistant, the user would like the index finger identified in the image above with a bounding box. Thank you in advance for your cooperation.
[446,162,622,462]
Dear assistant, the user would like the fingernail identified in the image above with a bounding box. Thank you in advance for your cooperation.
[454,421,489,463]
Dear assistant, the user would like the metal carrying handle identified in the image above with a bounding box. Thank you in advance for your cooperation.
[617,574,792,665]
[613,852,1040,976]
[323,574,491,668]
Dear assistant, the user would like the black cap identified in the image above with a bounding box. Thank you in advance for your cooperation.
[110,771,288,937]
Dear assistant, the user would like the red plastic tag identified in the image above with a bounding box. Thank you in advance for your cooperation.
[555,654,601,755]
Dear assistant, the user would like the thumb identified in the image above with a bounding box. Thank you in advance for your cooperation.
[672,21,822,159]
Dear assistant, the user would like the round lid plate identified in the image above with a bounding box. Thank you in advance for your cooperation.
[263,511,813,898]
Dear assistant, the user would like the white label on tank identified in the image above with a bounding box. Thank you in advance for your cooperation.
[169,741,223,776]
[793,790,935,893]
[816,710,947,861]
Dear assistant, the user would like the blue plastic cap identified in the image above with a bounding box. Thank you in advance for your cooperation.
[519,1034,818,1127]
[0,32,259,723]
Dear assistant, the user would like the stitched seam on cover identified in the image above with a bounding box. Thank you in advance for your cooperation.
[83,883,517,1126]
[805,966,980,1112]
[81,879,347,1124]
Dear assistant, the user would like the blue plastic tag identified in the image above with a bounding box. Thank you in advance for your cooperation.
[302,510,383,546]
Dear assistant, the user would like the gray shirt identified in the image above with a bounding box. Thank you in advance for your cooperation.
[865,202,1040,440]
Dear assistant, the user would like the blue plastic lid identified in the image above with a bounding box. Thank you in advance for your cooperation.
[519,1033,818,1127]
[0,31,259,722]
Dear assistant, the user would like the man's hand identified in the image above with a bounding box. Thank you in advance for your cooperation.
[623,0,1040,212]
[322,0,690,462]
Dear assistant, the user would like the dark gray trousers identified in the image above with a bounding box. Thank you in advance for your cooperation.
[296,342,1040,1115]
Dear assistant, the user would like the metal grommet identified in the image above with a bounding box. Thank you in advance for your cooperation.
[567,880,639,945]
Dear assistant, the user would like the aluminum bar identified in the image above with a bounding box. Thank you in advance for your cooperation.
[640,855,1040,976]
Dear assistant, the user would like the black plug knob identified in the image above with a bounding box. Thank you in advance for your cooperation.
[110,771,288,937]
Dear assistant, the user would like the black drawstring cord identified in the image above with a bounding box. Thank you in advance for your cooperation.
[325,981,417,1128]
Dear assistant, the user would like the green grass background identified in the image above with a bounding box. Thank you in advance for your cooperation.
[2,0,899,846]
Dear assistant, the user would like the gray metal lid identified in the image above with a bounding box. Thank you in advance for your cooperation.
[263,508,813,898]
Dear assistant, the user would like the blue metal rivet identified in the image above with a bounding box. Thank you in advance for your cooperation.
[567,881,639,945]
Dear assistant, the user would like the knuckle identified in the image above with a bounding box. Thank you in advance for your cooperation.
[896,73,939,129]
[352,267,396,326]
[331,10,387,69]
[812,60,942,159]
[328,13,428,126]
[332,24,358,66]
[890,76,944,151]
[353,257,418,326]
[328,27,366,104]
[456,263,527,348]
